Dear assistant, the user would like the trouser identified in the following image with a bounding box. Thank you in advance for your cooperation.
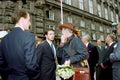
[89,66,95,80]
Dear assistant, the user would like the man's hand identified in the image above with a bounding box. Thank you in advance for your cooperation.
[101,63,106,69]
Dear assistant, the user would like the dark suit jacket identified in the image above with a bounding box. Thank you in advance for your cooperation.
[36,40,56,80]
[102,42,116,80]
[87,43,99,66]
[96,46,105,64]
[0,27,38,80]
[103,42,116,67]
[87,43,99,80]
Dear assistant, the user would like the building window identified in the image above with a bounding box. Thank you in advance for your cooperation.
[89,0,93,14]
[107,28,110,33]
[100,35,104,41]
[67,16,73,23]
[80,20,85,27]
[46,10,54,20]
[79,0,84,10]
[97,4,101,17]
[116,14,119,23]
[105,8,108,20]
[45,24,55,29]
[99,26,103,32]
[91,23,95,30]
[64,0,71,5]
[92,33,96,40]
[111,11,114,22]
[81,31,86,36]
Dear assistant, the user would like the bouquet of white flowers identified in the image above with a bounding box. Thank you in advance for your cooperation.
[56,65,75,80]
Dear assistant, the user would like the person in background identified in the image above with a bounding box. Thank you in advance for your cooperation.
[35,36,43,47]
[57,22,87,80]
[0,31,8,42]
[0,9,38,80]
[82,34,99,80]
[110,23,120,80]
[96,39,105,80]
[101,34,116,80]
[36,29,56,80]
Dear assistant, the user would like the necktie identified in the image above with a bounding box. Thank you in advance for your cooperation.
[51,43,58,64]
[99,46,101,50]
[51,43,56,57]
[85,45,89,59]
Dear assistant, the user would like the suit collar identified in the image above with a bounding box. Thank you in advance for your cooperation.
[14,23,25,31]
[109,42,114,46]
[67,34,75,42]
[13,27,23,31]
[86,42,89,47]
[46,39,52,46]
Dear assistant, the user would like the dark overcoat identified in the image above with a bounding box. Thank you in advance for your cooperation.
[0,27,38,80]
[57,34,87,66]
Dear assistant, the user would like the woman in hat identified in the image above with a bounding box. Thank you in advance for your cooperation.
[57,22,87,80]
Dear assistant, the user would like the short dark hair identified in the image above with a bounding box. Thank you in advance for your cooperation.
[44,29,55,36]
[11,9,28,24]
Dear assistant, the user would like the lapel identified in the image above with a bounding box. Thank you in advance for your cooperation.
[106,42,115,54]
[88,43,92,51]
[97,46,101,52]
[44,40,54,57]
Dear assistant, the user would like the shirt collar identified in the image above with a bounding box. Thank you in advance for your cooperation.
[109,42,114,46]
[15,26,24,31]
[86,42,89,47]
[46,39,52,46]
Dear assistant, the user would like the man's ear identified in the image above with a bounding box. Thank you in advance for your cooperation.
[19,17,25,23]
[45,35,47,38]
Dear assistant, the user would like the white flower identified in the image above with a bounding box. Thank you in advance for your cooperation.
[56,65,75,80]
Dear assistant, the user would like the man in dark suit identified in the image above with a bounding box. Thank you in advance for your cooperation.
[36,29,56,80]
[96,39,105,80]
[101,34,116,80]
[82,34,99,80]
[0,9,38,80]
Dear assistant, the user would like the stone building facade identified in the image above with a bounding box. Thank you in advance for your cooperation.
[0,0,120,45]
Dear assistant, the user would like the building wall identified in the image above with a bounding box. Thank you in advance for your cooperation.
[0,0,119,44]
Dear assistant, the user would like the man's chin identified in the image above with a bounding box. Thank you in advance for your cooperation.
[51,39,54,41]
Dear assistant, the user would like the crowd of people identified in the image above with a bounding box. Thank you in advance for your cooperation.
[0,9,120,80]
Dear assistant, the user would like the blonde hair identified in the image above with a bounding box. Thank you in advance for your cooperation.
[108,34,116,41]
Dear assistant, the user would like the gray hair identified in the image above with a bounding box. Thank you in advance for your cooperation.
[82,34,90,41]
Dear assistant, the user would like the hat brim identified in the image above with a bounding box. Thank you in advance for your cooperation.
[59,25,79,34]
[59,24,74,30]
